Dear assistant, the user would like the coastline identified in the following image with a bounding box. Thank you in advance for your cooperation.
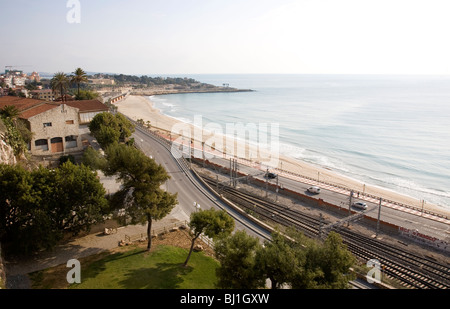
[114,95,449,217]
[130,87,254,97]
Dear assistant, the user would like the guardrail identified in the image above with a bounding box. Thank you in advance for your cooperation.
[122,220,216,250]
[123,221,188,244]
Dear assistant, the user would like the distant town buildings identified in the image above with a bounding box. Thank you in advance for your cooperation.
[0,69,43,98]
[30,89,56,101]
[0,69,40,88]
[29,71,41,83]
[88,78,115,85]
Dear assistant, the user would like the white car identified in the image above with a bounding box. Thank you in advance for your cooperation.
[307,186,321,194]
[352,202,368,210]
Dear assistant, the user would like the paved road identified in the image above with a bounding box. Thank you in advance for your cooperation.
[133,126,272,241]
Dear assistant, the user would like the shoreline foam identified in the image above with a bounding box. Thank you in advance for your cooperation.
[114,95,449,217]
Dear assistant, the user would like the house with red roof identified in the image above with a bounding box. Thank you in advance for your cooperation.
[0,97,109,155]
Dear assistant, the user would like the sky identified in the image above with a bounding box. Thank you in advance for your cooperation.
[1,0,450,75]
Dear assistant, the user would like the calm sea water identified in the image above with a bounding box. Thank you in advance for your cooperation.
[149,74,450,209]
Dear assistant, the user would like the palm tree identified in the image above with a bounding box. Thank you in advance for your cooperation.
[51,72,69,102]
[71,68,89,96]
[0,105,21,120]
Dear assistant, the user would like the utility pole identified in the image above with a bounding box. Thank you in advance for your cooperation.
[202,142,205,168]
[234,159,238,188]
[347,190,353,227]
[265,167,269,198]
[234,159,238,187]
[230,158,233,186]
[275,175,279,202]
[189,139,192,169]
[376,197,382,238]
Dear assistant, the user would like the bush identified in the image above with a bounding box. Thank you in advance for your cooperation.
[59,154,76,166]
[82,146,107,170]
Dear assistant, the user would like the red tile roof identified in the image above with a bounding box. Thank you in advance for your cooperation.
[65,100,109,113]
[0,96,46,112]
[0,97,109,120]
[19,104,59,119]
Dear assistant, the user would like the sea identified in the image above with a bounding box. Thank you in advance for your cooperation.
[148,74,450,210]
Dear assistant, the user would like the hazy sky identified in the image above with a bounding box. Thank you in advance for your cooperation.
[1,0,450,75]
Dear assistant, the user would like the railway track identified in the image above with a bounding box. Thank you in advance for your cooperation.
[203,177,321,238]
[337,228,450,289]
[201,175,450,289]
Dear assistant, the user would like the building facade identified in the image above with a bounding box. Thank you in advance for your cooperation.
[0,97,109,156]
[20,103,83,155]
[30,89,56,101]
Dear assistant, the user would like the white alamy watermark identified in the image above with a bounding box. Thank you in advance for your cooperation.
[66,0,81,24]
[66,259,81,284]
[170,115,280,168]
[366,259,382,284]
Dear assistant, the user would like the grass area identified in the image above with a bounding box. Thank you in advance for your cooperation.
[30,244,219,289]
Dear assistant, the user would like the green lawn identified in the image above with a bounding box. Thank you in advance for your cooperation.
[30,245,219,289]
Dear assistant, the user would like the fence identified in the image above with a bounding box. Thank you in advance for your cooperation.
[123,221,187,243]
[122,220,215,249]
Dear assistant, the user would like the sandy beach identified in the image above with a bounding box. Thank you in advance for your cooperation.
[115,95,449,217]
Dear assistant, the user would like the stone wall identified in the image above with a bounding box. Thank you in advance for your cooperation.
[28,104,83,155]
[0,124,17,165]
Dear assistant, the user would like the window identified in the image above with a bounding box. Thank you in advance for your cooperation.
[43,122,52,127]
[35,139,49,151]
[35,139,48,146]
[65,135,78,149]
[65,135,77,142]
[66,120,74,124]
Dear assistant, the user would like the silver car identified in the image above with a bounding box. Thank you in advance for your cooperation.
[307,186,321,194]
[352,202,368,210]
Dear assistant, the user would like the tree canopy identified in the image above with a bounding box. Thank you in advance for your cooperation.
[50,72,69,101]
[214,229,356,289]
[75,89,100,101]
[214,230,264,289]
[88,112,135,148]
[103,143,178,250]
[255,231,298,289]
[184,208,234,266]
[71,67,89,96]
[0,162,109,254]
